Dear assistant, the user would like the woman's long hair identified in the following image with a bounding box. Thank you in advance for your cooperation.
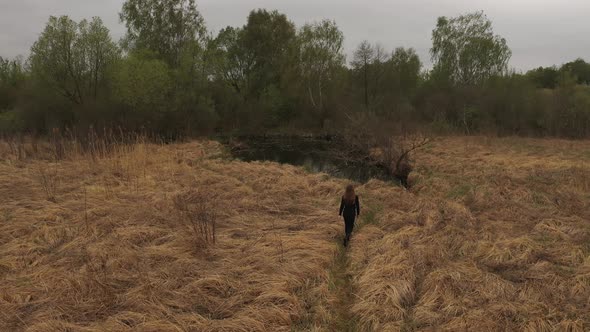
[344,184,356,204]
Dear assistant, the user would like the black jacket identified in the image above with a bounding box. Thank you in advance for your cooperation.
[339,195,360,218]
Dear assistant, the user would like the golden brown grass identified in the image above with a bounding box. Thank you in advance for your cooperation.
[349,136,590,331]
[0,140,350,331]
[1,136,589,331]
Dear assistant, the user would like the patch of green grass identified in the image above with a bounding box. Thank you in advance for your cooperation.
[326,243,359,332]
[328,245,349,290]
[532,233,556,245]
[580,150,590,161]
[324,204,383,332]
[302,162,314,173]
[358,200,382,228]
[446,183,473,199]
[362,207,379,226]
[401,318,420,332]
[1,209,12,222]
[211,143,234,161]
[526,172,556,186]
[505,139,544,155]
[554,264,577,278]
[421,144,434,153]
[418,166,435,178]
[531,191,549,206]
[581,224,590,254]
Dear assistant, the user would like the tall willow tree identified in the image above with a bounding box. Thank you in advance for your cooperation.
[431,11,511,85]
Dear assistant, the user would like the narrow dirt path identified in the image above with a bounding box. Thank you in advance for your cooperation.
[329,243,357,331]
[327,207,379,331]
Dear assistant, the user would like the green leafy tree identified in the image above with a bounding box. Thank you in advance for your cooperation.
[209,26,254,95]
[0,56,26,111]
[213,9,298,127]
[29,16,119,105]
[207,27,254,130]
[389,47,422,96]
[553,71,590,137]
[120,0,215,134]
[431,11,511,85]
[377,47,422,120]
[241,9,297,97]
[0,56,26,133]
[526,66,559,89]
[120,0,207,67]
[111,55,172,125]
[79,18,122,99]
[174,40,218,134]
[30,16,80,104]
[560,58,590,85]
[298,20,345,127]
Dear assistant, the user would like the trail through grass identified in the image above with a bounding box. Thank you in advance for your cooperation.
[329,244,357,331]
[328,204,380,331]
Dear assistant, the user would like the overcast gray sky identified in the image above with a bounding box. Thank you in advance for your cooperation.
[1,0,589,71]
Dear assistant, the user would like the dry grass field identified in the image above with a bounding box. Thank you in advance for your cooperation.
[350,137,590,331]
[1,136,589,331]
[0,140,347,331]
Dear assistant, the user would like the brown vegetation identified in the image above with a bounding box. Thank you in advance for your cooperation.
[349,137,590,331]
[340,112,431,188]
[0,140,346,331]
[1,136,589,331]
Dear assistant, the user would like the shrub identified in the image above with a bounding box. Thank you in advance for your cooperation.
[173,189,217,248]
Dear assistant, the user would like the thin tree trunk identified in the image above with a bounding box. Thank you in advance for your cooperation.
[364,60,368,108]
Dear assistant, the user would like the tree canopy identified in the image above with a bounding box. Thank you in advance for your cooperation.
[29,16,119,105]
[2,6,590,138]
[431,11,511,85]
[120,0,206,67]
[298,20,345,120]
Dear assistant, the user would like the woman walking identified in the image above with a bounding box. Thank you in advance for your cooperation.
[339,184,360,247]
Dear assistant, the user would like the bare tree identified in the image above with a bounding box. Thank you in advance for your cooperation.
[339,112,431,188]
[352,41,375,108]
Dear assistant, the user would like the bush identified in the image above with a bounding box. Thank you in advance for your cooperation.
[0,110,24,135]
[173,189,217,249]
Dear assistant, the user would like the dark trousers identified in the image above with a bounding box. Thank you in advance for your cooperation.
[344,215,355,237]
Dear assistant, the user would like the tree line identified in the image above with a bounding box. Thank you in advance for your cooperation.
[1,0,589,139]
